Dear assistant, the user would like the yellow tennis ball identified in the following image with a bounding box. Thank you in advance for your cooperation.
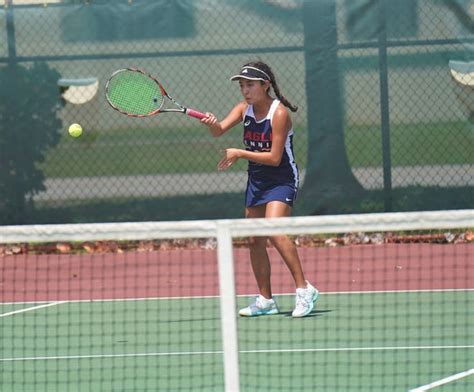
[68,123,83,138]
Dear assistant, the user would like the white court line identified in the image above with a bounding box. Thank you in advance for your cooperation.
[409,368,474,391]
[1,345,473,362]
[1,288,473,306]
[0,302,64,318]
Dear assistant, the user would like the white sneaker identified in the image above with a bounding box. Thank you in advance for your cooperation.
[292,281,319,318]
[239,295,279,317]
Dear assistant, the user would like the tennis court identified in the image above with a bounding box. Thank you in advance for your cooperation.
[2,213,473,391]
[1,292,473,391]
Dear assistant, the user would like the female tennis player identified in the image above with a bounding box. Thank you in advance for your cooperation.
[201,61,318,318]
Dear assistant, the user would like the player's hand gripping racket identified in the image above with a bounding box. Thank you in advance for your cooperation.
[105,68,207,119]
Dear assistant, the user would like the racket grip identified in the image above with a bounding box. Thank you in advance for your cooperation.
[186,108,207,119]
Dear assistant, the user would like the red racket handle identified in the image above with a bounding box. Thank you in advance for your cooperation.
[186,108,207,119]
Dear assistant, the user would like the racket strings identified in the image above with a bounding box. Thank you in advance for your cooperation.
[107,71,163,116]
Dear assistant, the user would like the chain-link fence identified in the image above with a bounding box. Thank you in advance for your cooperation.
[0,0,473,224]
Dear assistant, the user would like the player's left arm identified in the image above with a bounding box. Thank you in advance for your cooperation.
[218,104,291,170]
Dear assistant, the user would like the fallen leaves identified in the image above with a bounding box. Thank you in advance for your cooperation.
[1,230,472,256]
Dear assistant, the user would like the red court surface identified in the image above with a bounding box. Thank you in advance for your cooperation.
[1,243,473,303]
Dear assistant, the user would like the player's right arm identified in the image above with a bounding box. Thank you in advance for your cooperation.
[202,101,247,137]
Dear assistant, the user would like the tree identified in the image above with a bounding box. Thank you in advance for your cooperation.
[0,62,62,224]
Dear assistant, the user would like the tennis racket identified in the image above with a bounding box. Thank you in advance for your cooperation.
[105,68,207,119]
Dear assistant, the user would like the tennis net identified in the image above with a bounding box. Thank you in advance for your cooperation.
[1,210,473,391]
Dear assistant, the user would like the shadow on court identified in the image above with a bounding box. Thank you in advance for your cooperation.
[159,316,221,324]
[279,309,333,318]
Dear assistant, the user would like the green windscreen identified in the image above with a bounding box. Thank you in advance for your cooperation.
[106,70,163,116]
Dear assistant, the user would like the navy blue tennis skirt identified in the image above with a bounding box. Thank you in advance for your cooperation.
[245,174,298,208]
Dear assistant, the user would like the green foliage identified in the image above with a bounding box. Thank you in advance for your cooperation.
[0,63,62,224]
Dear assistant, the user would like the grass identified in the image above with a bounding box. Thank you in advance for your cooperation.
[40,127,242,177]
[346,121,474,167]
[39,121,473,178]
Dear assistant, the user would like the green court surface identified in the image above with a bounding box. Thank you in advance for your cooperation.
[1,291,473,391]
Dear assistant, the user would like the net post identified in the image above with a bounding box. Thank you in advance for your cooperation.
[216,222,240,392]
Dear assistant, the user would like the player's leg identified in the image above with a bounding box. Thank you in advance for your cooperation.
[239,204,279,316]
[266,201,319,317]
[265,201,306,288]
[246,205,272,298]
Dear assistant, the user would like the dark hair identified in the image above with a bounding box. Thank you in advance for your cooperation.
[244,61,298,112]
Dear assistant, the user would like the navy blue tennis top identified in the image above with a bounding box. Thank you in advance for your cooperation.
[242,100,299,184]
